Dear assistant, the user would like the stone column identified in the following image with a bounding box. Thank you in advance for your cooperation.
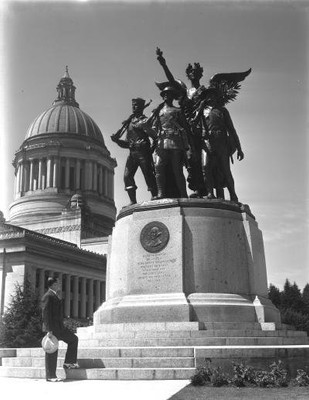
[80,277,87,318]
[87,279,94,317]
[104,168,108,196]
[98,165,103,195]
[95,280,101,310]
[101,281,106,303]
[46,157,52,188]
[57,273,63,299]
[72,276,79,318]
[85,161,90,190]
[29,160,34,191]
[65,158,70,189]
[15,164,20,195]
[23,162,29,192]
[75,160,81,190]
[93,162,98,192]
[38,159,42,189]
[38,269,45,298]
[19,162,24,192]
[64,274,71,317]
[42,159,47,189]
[88,161,93,190]
[111,171,114,199]
[53,157,59,188]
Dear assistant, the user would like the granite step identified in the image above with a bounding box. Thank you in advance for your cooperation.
[15,347,194,358]
[2,356,195,369]
[194,345,309,359]
[0,366,195,380]
[77,336,309,347]
[77,329,307,339]
[86,322,295,333]
[1,344,309,380]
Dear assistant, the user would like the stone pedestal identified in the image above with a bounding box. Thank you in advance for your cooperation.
[94,199,280,325]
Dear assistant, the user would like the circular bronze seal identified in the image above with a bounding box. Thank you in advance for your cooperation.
[140,221,170,253]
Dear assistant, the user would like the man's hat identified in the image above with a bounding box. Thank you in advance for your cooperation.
[42,334,59,354]
[132,97,146,107]
[159,86,180,98]
[155,80,186,99]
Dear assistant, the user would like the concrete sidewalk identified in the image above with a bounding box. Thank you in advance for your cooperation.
[0,378,190,400]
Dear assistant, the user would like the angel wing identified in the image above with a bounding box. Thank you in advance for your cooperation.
[208,68,252,105]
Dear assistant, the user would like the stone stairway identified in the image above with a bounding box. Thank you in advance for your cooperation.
[0,322,308,380]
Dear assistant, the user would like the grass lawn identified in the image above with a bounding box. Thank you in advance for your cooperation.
[168,384,309,400]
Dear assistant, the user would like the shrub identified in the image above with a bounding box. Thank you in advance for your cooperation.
[191,360,291,388]
[281,308,309,335]
[292,369,309,387]
[0,280,42,348]
[190,359,229,387]
[190,361,213,386]
[211,366,229,387]
[231,362,256,387]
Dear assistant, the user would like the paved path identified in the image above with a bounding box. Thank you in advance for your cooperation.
[0,378,190,400]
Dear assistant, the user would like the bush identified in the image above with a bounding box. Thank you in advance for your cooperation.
[191,360,292,388]
[0,280,42,348]
[231,362,256,387]
[281,308,309,335]
[292,369,309,387]
[190,360,213,386]
[254,361,289,388]
[211,366,229,387]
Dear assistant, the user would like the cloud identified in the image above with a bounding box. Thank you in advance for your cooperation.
[250,198,309,245]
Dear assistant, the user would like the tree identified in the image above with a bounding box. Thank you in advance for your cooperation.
[268,284,281,308]
[281,279,305,313]
[0,280,43,348]
[302,284,309,315]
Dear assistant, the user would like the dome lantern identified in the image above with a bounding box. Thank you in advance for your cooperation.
[53,66,79,107]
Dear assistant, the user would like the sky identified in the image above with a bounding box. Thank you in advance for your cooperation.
[0,0,308,289]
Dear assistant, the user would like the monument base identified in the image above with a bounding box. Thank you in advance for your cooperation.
[94,293,190,324]
[95,199,281,325]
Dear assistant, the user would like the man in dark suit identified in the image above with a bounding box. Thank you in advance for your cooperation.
[41,277,79,382]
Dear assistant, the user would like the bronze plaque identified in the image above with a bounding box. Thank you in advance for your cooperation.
[140,221,170,253]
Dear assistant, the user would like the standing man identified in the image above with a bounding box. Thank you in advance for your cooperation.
[155,48,206,197]
[151,85,190,199]
[41,277,79,382]
[111,98,157,205]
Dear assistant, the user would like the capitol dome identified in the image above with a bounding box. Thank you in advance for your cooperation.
[26,105,104,144]
[9,67,117,238]
[25,67,104,144]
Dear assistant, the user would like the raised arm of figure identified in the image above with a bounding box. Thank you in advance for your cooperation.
[156,47,176,84]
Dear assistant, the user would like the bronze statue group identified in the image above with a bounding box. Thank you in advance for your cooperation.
[111,48,251,205]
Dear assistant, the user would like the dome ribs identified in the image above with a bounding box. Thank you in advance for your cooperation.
[79,108,89,137]
[71,106,79,134]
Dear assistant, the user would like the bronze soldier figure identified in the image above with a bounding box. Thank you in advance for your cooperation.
[155,48,206,198]
[150,86,190,199]
[202,88,244,202]
[111,98,157,205]
[155,47,250,202]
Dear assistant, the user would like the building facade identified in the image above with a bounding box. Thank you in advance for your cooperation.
[0,68,116,318]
